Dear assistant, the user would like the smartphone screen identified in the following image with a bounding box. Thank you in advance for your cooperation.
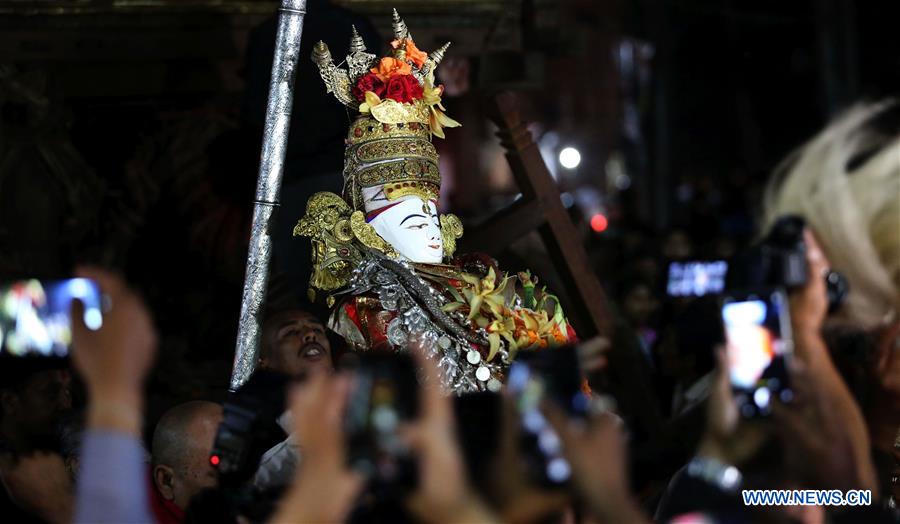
[507,345,588,487]
[0,278,103,358]
[721,289,793,417]
[344,353,419,488]
[667,260,728,297]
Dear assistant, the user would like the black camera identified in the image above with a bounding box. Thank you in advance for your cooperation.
[198,369,291,523]
[726,215,848,312]
[209,369,289,487]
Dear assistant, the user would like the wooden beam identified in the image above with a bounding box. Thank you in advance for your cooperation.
[486,91,613,337]
[459,197,543,254]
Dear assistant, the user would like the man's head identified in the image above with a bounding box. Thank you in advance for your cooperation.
[259,309,332,377]
[151,401,223,510]
[620,279,659,328]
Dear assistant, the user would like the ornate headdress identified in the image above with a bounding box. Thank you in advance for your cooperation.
[295,10,464,299]
[311,9,460,211]
[294,12,574,389]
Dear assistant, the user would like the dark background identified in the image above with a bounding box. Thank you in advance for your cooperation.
[0,0,897,415]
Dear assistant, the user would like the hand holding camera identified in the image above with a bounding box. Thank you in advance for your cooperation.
[787,229,831,338]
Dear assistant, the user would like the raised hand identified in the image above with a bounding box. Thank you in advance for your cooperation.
[543,403,647,523]
[785,228,879,493]
[788,229,830,339]
[402,343,498,524]
[868,320,900,452]
[772,360,859,491]
[270,373,363,524]
[70,267,157,435]
[697,349,767,467]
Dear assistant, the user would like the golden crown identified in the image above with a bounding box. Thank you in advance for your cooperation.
[342,116,440,210]
[311,9,460,210]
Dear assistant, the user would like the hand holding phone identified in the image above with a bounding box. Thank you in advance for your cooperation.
[343,352,419,488]
[401,346,497,524]
[697,347,771,469]
[0,278,104,358]
[507,345,588,488]
[721,289,794,418]
[271,373,363,524]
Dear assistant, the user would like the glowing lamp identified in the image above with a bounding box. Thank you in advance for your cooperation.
[590,213,608,233]
[559,147,581,169]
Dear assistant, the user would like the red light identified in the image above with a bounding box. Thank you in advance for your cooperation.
[590,213,608,233]
[209,455,220,466]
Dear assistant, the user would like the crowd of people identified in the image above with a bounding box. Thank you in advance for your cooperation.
[0,99,898,523]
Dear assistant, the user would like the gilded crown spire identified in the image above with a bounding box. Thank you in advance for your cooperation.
[429,42,451,67]
[310,8,460,139]
[312,40,331,63]
[346,24,377,81]
[349,25,366,53]
[411,41,450,84]
[392,8,411,40]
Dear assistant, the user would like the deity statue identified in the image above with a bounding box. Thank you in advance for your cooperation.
[294,10,575,392]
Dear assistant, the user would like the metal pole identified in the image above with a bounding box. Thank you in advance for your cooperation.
[230,0,308,390]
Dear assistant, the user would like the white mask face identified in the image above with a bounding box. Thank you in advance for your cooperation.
[367,197,443,264]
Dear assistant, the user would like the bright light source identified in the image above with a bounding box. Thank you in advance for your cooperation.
[209,455,220,466]
[754,387,771,409]
[546,457,571,482]
[83,308,103,330]
[590,213,608,233]
[559,147,581,169]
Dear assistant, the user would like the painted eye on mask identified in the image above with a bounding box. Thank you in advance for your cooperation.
[406,223,429,230]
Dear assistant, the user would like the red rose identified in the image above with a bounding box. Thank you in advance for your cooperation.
[352,72,386,102]
[384,75,424,104]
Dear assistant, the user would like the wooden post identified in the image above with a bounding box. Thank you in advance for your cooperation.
[463,91,613,339]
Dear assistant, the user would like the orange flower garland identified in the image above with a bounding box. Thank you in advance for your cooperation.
[391,38,428,68]
[355,37,461,137]
[371,56,412,82]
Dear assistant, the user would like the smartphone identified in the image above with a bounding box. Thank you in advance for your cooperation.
[344,352,419,488]
[721,289,793,418]
[0,278,103,358]
[667,260,728,297]
[507,345,588,488]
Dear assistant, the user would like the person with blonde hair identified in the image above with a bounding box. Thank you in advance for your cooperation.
[762,99,900,499]
[762,99,900,328]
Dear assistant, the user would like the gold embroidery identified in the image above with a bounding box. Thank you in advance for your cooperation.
[296,192,414,295]
[440,213,464,258]
[356,139,437,164]
[346,116,432,146]
[370,98,431,124]
[384,181,439,202]
[293,192,362,292]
